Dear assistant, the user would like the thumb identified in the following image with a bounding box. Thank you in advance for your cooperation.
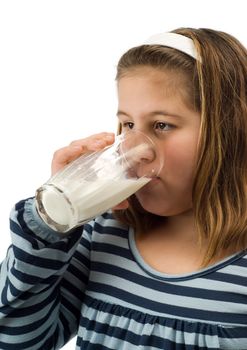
[112,199,129,210]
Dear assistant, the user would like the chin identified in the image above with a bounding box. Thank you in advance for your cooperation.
[135,191,192,217]
[135,194,167,216]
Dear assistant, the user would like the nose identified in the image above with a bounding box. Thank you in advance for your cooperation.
[132,142,156,163]
[132,144,157,178]
[120,132,159,178]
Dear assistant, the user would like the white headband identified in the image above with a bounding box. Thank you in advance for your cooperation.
[144,32,200,62]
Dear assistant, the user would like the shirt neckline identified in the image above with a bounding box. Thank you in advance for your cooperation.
[128,227,246,281]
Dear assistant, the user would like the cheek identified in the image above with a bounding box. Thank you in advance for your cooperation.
[162,137,198,181]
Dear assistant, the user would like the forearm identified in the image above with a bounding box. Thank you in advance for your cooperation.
[0,198,87,349]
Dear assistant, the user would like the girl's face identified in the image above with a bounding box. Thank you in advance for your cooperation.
[117,67,201,217]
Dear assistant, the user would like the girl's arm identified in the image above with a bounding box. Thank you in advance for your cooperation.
[0,132,115,349]
[0,197,92,349]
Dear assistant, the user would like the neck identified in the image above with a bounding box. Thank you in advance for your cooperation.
[164,209,197,242]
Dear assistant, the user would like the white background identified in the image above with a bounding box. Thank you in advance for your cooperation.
[0,1,246,349]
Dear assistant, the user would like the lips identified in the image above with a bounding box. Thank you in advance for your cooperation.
[145,172,161,180]
[142,176,161,188]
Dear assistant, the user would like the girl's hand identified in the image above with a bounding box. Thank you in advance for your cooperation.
[51,131,129,211]
[112,200,129,210]
[51,132,115,175]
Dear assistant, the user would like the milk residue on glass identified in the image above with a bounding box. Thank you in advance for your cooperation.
[38,177,149,232]
[36,136,157,233]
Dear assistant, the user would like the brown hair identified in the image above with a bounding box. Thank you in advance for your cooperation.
[114,28,247,267]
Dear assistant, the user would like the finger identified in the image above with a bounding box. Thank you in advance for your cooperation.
[70,132,115,150]
[51,145,84,175]
[51,133,115,175]
[112,199,129,210]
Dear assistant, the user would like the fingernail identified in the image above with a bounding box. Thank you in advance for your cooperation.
[72,145,82,151]
[94,140,104,146]
[106,134,114,140]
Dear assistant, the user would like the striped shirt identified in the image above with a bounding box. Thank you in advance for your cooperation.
[0,197,247,349]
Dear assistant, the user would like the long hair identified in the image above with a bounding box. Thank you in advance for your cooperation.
[114,28,247,267]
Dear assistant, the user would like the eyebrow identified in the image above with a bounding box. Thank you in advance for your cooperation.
[116,110,183,119]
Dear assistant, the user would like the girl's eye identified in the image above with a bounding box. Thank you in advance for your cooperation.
[122,122,134,129]
[154,121,173,131]
[120,121,174,132]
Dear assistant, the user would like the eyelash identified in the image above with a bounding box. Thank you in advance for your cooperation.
[121,121,174,132]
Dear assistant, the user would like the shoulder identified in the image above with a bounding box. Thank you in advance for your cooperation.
[89,211,129,235]
[83,211,130,244]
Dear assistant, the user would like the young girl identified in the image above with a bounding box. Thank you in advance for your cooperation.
[0,28,247,349]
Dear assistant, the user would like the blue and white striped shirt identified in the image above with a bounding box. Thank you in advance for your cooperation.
[0,197,247,349]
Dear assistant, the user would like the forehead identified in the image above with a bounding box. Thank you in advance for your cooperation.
[117,66,192,106]
[118,66,182,86]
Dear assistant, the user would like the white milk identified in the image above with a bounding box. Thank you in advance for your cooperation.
[41,177,150,231]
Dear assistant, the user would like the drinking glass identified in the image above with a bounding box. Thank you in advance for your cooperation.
[35,131,163,233]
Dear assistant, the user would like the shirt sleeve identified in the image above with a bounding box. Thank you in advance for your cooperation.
[0,197,92,349]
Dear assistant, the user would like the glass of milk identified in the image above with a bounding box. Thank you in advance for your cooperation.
[35,131,163,233]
